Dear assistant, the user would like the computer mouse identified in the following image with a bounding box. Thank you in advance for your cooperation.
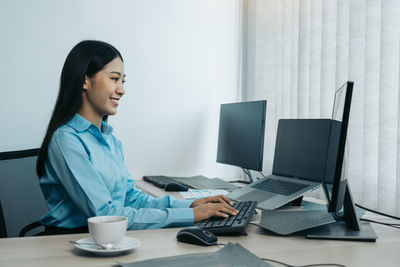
[176,226,217,246]
[164,182,188,191]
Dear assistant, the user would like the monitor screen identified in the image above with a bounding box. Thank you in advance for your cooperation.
[216,100,267,171]
[272,119,332,182]
[323,81,353,213]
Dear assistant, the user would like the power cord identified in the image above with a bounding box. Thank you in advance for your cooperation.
[355,203,400,230]
[215,243,346,267]
[360,218,400,229]
[355,203,400,221]
[260,258,347,267]
[242,168,262,181]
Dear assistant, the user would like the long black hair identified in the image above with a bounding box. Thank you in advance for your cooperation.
[37,40,123,178]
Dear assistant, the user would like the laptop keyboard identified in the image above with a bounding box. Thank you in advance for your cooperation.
[251,179,308,196]
[195,201,257,234]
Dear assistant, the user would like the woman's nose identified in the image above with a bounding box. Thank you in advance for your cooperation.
[116,84,125,96]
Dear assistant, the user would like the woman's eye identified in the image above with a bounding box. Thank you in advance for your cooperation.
[112,77,119,82]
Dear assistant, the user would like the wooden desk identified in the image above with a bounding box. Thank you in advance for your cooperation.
[1,180,399,267]
[1,220,399,267]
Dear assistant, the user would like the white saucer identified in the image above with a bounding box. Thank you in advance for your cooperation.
[72,236,141,255]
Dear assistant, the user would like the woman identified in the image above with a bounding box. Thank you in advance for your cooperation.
[36,40,237,234]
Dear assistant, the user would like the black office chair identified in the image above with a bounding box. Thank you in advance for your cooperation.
[0,201,7,238]
[0,148,48,237]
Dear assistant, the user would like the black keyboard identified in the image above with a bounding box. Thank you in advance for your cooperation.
[251,179,308,196]
[195,201,257,234]
[143,175,181,188]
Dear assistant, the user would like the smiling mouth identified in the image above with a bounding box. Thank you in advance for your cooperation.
[110,98,119,107]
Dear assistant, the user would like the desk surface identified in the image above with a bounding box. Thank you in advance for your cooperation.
[1,180,399,267]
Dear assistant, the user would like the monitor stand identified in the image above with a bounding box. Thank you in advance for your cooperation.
[306,181,377,242]
[258,200,335,235]
[229,169,257,184]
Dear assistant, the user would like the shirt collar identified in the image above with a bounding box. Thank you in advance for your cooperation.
[67,114,113,135]
[101,120,113,135]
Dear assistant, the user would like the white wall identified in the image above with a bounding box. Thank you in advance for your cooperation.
[0,0,242,179]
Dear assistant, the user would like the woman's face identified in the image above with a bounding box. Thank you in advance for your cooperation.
[82,57,125,119]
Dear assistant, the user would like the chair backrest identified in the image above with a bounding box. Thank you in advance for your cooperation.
[0,149,48,237]
[0,201,6,238]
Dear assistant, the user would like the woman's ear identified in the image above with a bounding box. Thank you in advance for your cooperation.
[83,75,89,90]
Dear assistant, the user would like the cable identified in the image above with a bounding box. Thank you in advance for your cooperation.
[261,258,347,267]
[242,168,262,181]
[216,242,346,267]
[258,171,267,178]
[261,257,293,267]
[360,218,400,229]
[361,218,400,226]
[355,203,400,221]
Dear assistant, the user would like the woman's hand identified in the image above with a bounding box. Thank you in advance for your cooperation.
[190,195,238,222]
[190,195,233,208]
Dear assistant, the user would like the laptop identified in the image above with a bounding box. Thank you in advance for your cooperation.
[227,118,336,210]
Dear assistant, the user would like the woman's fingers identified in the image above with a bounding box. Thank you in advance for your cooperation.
[215,210,229,218]
[207,196,237,214]
[220,201,238,214]
[208,203,237,217]
[219,195,233,206]
[190,195,234,208]
[219,204,238,216]
[193,202,239,222]
[206,195,233,206]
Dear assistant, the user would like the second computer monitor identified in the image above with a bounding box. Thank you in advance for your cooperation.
[325,81,353,213]
[307,81,377,241]
[216,100,267,182]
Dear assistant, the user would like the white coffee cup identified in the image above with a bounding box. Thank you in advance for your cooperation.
[88,216,128,247]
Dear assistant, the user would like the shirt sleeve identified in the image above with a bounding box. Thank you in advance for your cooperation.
[48,130,194,230]
[117,140,195,229]
[124,178,195,206]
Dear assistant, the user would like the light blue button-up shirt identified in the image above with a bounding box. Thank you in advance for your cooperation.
[39,114,195,230]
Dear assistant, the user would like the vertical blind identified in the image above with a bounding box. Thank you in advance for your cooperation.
[242,0,400,215]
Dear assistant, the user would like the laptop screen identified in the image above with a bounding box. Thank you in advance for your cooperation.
[272,119,332,182]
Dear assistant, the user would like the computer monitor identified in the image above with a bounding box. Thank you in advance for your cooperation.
[307,81,377,241]
[216,100,267,183]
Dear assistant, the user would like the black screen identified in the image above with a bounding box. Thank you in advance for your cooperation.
[216,100,267,171]
[325,81,353,212]
[272,119,333,182]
